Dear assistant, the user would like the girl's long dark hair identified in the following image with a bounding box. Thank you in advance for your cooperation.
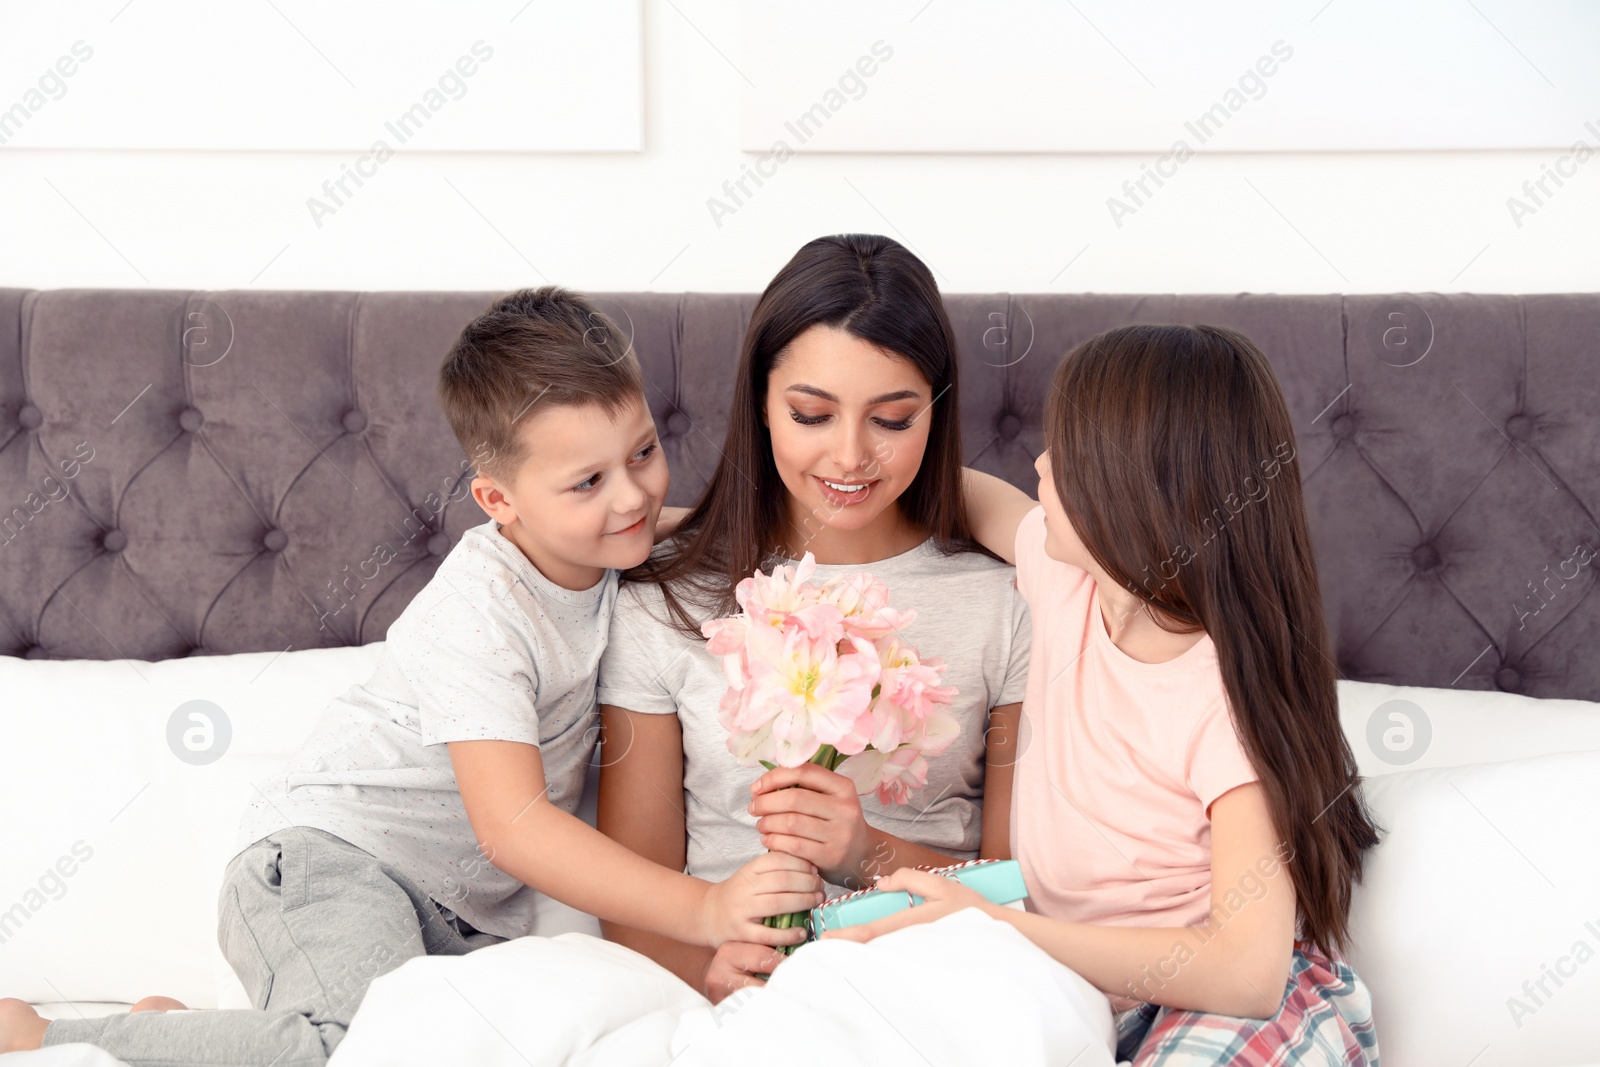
[1045,323,1378,956]
[629,233,988,635]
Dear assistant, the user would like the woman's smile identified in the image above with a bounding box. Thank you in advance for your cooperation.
[814,476,878,508]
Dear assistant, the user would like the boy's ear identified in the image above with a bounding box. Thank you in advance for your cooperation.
[470,475,515,524]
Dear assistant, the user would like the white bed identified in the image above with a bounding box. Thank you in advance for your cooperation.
[4,648,1600,1067]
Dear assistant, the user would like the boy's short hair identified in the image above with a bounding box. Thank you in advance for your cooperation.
[438,287,646,483]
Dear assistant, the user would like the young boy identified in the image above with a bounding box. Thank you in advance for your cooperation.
[0,288,821,1064]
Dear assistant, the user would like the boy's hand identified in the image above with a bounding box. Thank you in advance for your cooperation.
[818,867,994,943]
[654,506,691,543]
[749,764,871,886]
[702,941,786,1003]
[700,852,823,949]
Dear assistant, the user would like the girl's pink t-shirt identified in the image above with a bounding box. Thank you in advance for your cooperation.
[1010,507,1258,931]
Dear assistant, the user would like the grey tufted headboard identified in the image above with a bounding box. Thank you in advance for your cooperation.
[1,289,1595,702]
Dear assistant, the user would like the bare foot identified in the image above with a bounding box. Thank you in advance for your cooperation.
[0,997,49,1053]
[130,995,189,1013]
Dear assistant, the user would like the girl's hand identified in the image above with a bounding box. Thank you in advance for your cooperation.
[749,764,872,886]
[700,852,823,949]
[819,867,994,943]
[960,467,1036,565]
[702,941,786,1004]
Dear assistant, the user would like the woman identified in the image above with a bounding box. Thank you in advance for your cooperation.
[596,234,1030,1002]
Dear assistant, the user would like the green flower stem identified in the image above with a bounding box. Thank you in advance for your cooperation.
[759,745,847,952]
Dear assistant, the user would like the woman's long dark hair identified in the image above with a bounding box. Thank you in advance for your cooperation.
[629,233,988,635]
[1045,323,1378,956]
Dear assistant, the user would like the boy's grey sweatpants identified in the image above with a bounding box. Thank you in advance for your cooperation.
[41,826,505,1066]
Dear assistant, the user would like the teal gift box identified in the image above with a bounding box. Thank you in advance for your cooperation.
[808,858,1029,936]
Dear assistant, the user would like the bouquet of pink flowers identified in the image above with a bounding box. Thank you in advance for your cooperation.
[701,553,959,946]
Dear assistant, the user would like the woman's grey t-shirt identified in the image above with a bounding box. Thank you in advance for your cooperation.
[597,540,1030,895]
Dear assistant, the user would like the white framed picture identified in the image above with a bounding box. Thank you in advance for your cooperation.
[740,0,1599,153]
[0,0,642,152]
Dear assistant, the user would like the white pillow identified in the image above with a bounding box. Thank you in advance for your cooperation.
[0,643,604,1012]
[0,644,385,1008]
[1347,749,1600,1067]
[1338,679,1600,777]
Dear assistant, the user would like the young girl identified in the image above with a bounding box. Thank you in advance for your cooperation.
[597,234,1031,1004]
[826,324,1381,1066]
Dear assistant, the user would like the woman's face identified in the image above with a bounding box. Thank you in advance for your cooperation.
[764,325,933,548]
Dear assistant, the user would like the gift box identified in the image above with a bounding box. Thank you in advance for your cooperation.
[808,858,1029,936]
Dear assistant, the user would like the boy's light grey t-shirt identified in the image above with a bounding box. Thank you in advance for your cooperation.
[597,541,1030,895]
[238,517,614,940]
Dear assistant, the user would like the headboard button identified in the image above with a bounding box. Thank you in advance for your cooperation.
[1410,543,1441,573]
[23,644,49,660]
[427,532,450,556]
[178,407,204,433]
[17,403,43,430]
[1331,414,1355,441]
[342,409,368,434]
[997,413,1022,439]
[102,529,128,553]
[665,411,691,437]
[1505,414,1532,441]
[1495,665,1521,692]
[262,528,288,553]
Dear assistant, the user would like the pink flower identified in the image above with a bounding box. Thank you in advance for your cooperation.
[702,615,751,691]
[743,625,880,767]
[819,572,916,640]
[837,709,960,805]
[843,640,959,753]
[910,707,961,760]
[707,556,960,807]
[725,713,778,766]
[876,642,958,723]
[708,557,962,947]
[714,676,758,734]
[872,747,931,806]
[838,743,928,807]
[736,553,843,640]
[703,614,748,658]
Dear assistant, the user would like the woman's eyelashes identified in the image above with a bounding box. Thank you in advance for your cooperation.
[571,443,659,493]
[787,409,914,431]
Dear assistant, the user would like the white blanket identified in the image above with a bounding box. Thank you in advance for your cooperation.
[332,908,1118,1067]
[15,910,1118,1067]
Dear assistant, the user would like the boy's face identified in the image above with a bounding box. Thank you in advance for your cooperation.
[471,396,667,590]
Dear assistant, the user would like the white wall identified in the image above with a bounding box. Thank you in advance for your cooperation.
[1,0,1596,295]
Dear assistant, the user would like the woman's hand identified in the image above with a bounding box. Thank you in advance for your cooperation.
[702,941,787,1004]
[749,764,873,887]
[818,867,995,943]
